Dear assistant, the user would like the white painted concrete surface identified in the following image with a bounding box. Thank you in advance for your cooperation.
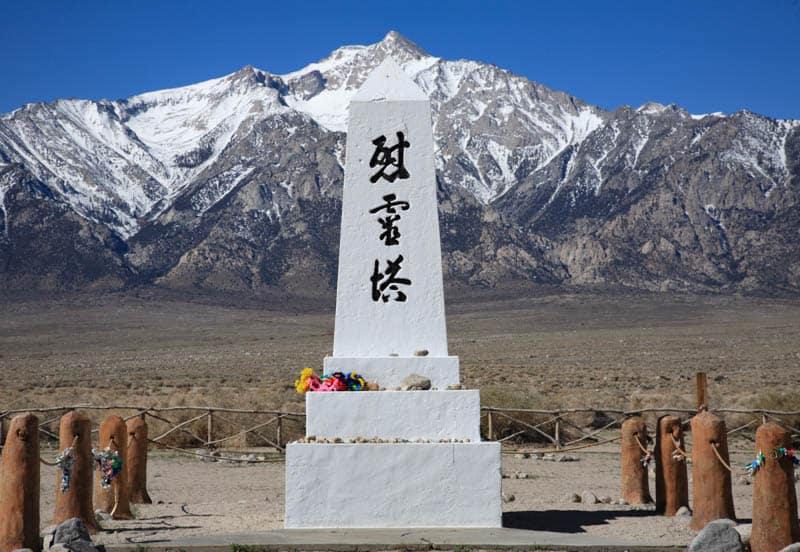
[284,59,501,531]
[306,390,480,441]
[331,57,450,358]
[323,356,460,388]
[285,442,502,528]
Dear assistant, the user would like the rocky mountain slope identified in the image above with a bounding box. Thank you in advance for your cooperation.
[1,31,797,294]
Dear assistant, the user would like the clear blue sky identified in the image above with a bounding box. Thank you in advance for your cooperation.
[2,0,798,118]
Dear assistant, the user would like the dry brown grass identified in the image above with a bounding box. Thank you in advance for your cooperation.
[1,289,799,445]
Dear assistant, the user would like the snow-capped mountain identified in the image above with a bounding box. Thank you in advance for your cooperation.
[1,31,798,293]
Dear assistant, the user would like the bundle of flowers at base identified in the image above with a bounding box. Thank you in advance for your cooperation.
[295,368,368,393]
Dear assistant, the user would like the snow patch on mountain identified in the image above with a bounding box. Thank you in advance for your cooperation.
[281,34,439,133]
[124,69,285,182]
[0,179,7,236]
[690,112,725,120]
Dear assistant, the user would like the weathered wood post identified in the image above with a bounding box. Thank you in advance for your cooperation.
[750,422,800,552]
[276,415,283,451]
[690,411,736,531]
[487,410,494,441]
[0,413,41,552]
[654,415,689,515]
[53,411,98,531]
[206,410,213,447]
[94,415,133,519]
[620,416,652,504]
[554,418,561,449]
[126,415,152,504]
[696,372,708,411]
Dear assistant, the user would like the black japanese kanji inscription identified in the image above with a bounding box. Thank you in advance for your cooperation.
[369,132,411,183]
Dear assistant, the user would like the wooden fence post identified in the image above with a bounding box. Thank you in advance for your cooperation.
[126,415,152,504]
[750,422,800,552]
[207,410,214,447]
[696,372,708,411]
[53,410,97,532]
[554,419,561,449]
[276,415,283,451]
[690,411,735,531]
[620,416,652,504]
[487,410,494,441]
[95,416,133,520]
[0,414,40,552]
[655,415,689,515]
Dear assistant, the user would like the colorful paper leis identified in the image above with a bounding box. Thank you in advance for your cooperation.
[295,368,367,393]
[93,447,123,489]
[295,368,319,393]
[55,446,75,493]
[744,450,766,476]
[771,447,800,466]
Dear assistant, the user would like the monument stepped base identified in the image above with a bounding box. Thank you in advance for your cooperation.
[323,356,460,389]
[284,442,502,528]
[306,390,480,441]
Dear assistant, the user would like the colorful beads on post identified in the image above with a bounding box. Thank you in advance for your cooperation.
[55,447,75,493]
[771,447,800,466]
[745,450,766,476]
[93,447,123,489]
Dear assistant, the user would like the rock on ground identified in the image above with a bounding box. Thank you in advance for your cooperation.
[52,518,99,552]
[53,519,91,545]
[687,519,743,552]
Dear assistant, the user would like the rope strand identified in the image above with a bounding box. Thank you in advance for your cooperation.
[501,435,621,455]
[146,438,284,463]
[670,434,691,460]
[711,442,734,472]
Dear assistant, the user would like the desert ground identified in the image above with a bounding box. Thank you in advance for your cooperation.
[2,288,800,547]
[2,288,799,415]
[32,441,787,548]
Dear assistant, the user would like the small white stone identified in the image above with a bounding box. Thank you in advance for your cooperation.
[581,491,600,504]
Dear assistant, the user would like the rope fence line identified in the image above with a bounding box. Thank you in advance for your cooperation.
[500,435,622,456]
[670,434,691,460]
[634,434,651,456]
[711,442,739,474]
[146,438,284,463]
[1,403,798,455]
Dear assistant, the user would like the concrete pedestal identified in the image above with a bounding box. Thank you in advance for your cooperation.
[285,442,501,528]
[306,390,480,441]
[323,357,460,389]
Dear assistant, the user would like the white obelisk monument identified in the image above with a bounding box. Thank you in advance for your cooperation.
[284,57,501,528]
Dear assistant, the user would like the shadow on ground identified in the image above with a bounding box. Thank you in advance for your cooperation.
[503,509,655,533]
